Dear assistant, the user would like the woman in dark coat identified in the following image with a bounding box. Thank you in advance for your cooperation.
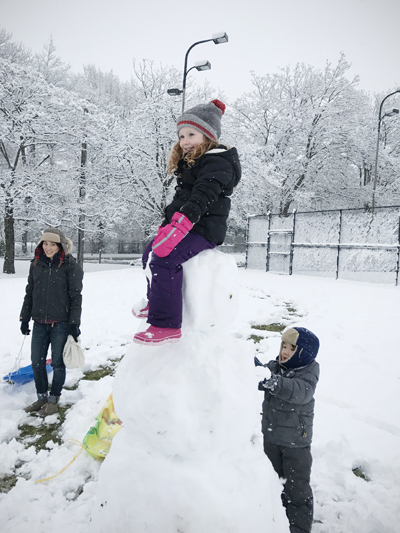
[20,227,83,417]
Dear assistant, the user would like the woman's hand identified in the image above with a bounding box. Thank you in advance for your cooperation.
[69,325,81,341]
[20,321,31,335]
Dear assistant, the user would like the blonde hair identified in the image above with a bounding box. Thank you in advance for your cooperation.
[167,137,220,174]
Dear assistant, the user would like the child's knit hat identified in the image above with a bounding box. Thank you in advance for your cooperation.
[177,99,226,141]
[279,327,320,369]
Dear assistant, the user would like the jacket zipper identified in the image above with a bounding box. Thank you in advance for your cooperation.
[44,261,52,322]
[299,417,307,438]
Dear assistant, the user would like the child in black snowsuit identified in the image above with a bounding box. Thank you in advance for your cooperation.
[132,99,241,346]
[258,327,320,533]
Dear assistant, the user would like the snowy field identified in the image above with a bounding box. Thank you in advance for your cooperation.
[0,255,399,532]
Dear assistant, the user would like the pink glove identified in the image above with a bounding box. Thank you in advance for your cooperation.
[152,212,193,257]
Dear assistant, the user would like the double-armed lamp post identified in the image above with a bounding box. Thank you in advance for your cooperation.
[371,89,400,211]
[167,32,229,114]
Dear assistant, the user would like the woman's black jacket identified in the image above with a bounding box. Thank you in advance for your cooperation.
[20,253,83,325]
[164,146,241,245]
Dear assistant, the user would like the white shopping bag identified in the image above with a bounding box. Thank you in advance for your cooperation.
[63,335,85,369]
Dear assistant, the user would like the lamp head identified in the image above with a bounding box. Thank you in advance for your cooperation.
[212,32,228,44]
[195,60,211,71]
[167,88,183,96]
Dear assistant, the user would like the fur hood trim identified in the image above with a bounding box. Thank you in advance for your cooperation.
[37,227,73,254]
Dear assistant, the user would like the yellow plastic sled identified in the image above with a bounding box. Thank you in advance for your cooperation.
[83,393,123,460]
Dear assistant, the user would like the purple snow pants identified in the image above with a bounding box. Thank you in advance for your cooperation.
[142,231,216,329]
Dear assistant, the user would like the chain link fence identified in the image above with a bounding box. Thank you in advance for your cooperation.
[12,240,245,265]
[246,206,400,285]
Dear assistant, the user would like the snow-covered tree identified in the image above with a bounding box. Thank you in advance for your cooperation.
[0,55,103,272]
[371,90,400,207]
[34,36,71,87]
[111,61,183,237]
[0,57,53,273]
[230,54,373,219]
[1,28,398,265]
[0,27,31,65]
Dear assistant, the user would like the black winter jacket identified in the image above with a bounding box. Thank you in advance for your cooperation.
[261,359,320,448]
[164,146,241,245]
[20,253,83,325]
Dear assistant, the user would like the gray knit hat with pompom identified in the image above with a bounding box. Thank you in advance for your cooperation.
[177,99,226,141]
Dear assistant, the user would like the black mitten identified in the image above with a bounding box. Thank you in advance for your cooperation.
[20,322,31,335]
[69,325,81,342]
[258,375,279,393]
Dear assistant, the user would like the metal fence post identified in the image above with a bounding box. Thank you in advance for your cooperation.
[265,212,272,272]
[245,215,251,269]
[396,211,400,286]
[336,210,343,280]
[289,209,296,275]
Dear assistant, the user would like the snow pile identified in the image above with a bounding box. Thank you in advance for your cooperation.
[89,249,287,532]
[1,258,400,532]
[182,248,239,331]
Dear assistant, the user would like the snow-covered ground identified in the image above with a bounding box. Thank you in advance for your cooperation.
[0,255,399,532]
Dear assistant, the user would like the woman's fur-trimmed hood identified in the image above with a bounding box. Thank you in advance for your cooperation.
[37,227,73,255]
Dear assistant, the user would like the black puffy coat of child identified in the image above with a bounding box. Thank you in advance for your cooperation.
[132,99,241,346]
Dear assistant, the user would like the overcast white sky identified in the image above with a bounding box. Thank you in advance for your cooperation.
[2,0,400,101]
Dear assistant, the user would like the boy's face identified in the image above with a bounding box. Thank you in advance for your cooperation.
[280,342,297,363]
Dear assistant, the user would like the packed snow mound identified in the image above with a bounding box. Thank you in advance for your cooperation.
[89,251,288,532]
[90,337,288,532]
[182,248,238,331]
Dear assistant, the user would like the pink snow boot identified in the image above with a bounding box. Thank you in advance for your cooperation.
[133,325,181,346]
[131,299,149,319]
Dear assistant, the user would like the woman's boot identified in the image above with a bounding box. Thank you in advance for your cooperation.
[24,393,48,413]
[38,395,60,417]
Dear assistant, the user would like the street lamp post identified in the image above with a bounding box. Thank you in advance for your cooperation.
[371,89,400,211]
[167,32,229,113]
[167,59,211,98]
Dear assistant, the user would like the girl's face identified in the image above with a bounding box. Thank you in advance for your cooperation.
[179,127,206,153]
[42,240,60,259]
[280,342,297,363]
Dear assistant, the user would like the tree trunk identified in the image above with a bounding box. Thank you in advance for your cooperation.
[77,212,85,267]
[77,139,87,268]
[22,226,28,254]
[3,197,15,274]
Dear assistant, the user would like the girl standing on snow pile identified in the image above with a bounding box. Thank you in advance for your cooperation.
[20,228,83,417]
[132,99,241,346]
